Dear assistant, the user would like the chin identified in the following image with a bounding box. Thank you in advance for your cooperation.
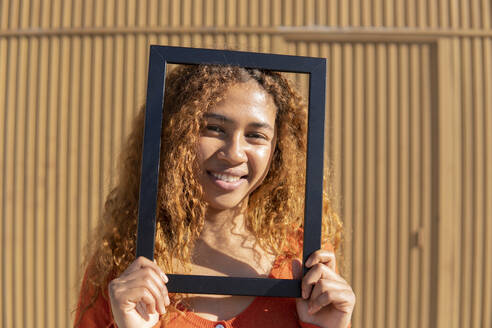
[206,197,247,212]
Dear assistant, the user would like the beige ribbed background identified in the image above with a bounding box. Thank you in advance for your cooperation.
[1,1,491,327]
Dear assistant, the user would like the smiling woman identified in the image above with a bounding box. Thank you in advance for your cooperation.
[74,64,353,328]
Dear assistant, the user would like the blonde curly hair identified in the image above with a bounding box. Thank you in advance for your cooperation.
[75,64,343,325]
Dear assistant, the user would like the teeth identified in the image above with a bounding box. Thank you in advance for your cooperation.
[211,172,241,182]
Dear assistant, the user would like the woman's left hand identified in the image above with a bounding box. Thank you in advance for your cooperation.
[293,250,355,328]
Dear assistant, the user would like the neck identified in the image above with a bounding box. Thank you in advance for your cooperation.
[190,204,275,279]
[199,206,251,246]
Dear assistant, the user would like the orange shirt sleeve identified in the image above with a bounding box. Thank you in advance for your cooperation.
[74,268,116,328]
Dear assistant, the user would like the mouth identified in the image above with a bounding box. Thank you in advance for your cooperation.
[208,171,248,181]
[207,170,248,190]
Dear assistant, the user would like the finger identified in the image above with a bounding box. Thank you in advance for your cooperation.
[154,280,171,307]
[309,279,349,303]
[119,266,167,292]
[112,266,167,315]
[121,257,169,283]
[292,259,303,280]
[301,263,345,299]
[120,256,152,276]
[119,263,169,304]
[136,301,150,321]
[122,287,159,315]
[122,277,167,314]
[140,289,158,317]
[301,263,323,299]
[153,260,169,283]
[163,284,171,306]
[305,250,336,272]
[308,280,355,314]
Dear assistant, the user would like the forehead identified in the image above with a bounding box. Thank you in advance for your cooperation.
[220,80,277,111]
[205,80,277,126]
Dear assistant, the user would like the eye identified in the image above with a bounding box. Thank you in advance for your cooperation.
[246,132,268,140]
[205,125,225,134]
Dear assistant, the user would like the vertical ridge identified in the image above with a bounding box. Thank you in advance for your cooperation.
[471,37,484,328]
[3,37,18,328]
[386,42,398,328]
[364,42,376,328]
[353,42,364,328]
[374,42,388,328]
[482,37,492,328]
[24,35,38,328]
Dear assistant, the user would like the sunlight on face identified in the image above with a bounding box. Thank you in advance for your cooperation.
[197,80,277,211]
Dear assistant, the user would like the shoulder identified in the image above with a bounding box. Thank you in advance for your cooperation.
[74,263,116,327]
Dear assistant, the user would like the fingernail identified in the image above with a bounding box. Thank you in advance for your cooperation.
[162,274,169,283]
[165,295,171,306]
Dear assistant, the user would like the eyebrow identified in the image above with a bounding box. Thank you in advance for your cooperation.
[203,113,274,132]
[204,113,233,124]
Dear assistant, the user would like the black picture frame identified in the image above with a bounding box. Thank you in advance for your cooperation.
[136,45,326,298]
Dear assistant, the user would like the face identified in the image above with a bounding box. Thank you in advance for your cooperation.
[197,80,277,211]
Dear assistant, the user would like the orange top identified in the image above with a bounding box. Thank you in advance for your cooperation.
[75,253,320,328]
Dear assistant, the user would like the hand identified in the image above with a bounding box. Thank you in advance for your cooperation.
[293,250,355,328]
[108,256,170,328]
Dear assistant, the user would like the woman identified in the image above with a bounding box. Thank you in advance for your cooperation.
[75,64,355,328]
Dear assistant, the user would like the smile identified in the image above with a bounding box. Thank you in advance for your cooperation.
[210,172,243,182]
[207,171,248,191]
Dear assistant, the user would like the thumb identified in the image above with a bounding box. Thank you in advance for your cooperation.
[292,259,303,280]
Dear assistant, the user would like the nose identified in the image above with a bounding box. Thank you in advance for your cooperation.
[217,134,247,165]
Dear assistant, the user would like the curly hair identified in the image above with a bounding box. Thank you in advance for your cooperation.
[75,64,343,325]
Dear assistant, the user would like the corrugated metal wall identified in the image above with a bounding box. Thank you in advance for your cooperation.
[322,41,435,328]
[448,36,492,328]
[1,1,491,328]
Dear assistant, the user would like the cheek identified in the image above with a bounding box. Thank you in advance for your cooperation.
[251,146,275,179]
[197,137,218,162]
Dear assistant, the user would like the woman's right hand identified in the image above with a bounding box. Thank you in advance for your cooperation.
[108,256,170,328]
